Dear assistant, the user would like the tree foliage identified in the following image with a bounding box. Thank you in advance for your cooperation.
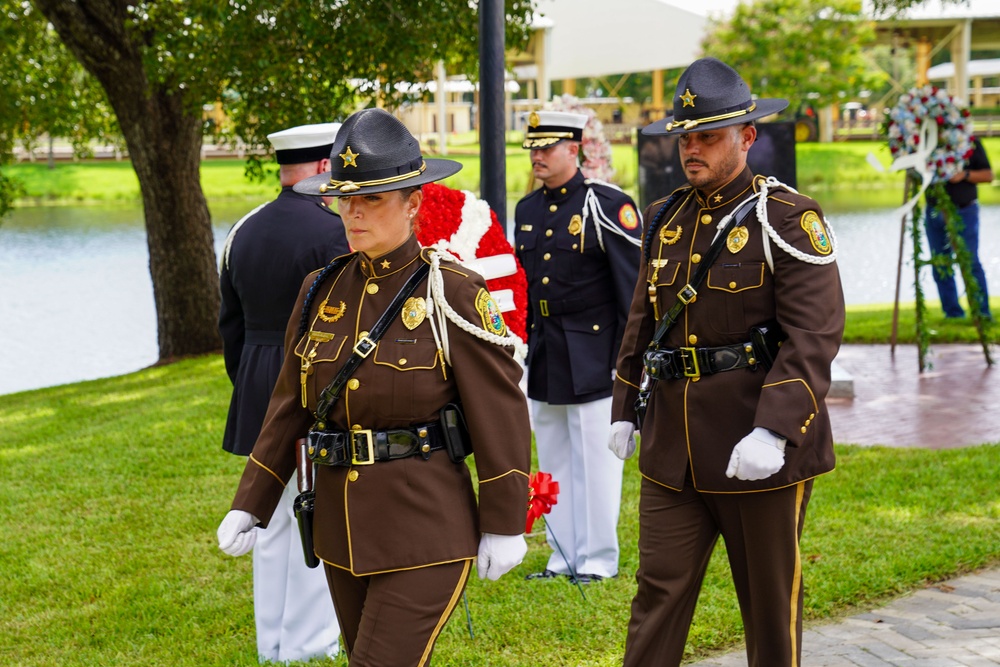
[0,0,536,358]
[701,0,884,113]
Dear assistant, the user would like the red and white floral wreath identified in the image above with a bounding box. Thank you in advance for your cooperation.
[415,182,528,345]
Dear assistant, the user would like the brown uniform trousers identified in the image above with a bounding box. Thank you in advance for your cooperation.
[613,167,845,666]
[232,235,531,666]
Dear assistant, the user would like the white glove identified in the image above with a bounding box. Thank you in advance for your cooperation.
[476,533,527,581]
[217,510,260,557]
[725,427,787,481]
[608,421,639,460]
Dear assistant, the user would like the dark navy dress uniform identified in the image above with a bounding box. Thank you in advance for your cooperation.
[514,165,641,579]
[514,170,642,404]
[219,186,349,455]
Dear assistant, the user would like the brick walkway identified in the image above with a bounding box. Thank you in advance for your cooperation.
[687,343,1000,666]
[827,344,998,448]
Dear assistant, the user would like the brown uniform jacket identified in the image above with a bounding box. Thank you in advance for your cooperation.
[612,167,845,493]
[232,235,531,575]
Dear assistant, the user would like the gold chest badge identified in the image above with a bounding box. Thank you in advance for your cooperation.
[727,226,749,254]
[401,296,426,330]
[568,214,583,236]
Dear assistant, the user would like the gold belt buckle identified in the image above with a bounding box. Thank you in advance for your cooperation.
[351,429,375,465]
[679,347,700,378]
[539,299,549,317]
[353,335,376,358]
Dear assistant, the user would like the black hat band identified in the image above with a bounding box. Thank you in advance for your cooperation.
[275,144,335,165]
[665,102,757,132]
[319,161,427,194]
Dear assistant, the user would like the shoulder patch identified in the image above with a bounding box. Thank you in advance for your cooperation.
[800,211,832,255]
[475,288,507,336]
[618,203,639,230]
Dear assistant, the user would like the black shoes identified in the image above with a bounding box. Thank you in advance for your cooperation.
[524,569,567,581]
[525,569,614,584]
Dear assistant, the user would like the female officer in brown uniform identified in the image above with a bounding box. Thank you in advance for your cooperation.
[217,108,532,666]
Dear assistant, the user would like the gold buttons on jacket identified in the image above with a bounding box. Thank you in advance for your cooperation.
[688,334,698,345]
[546,229,554,237]
[366,284,379,294]
[729,281,737,289]
[549,204,558,212]
[560,187,567,194]
[543,253,551,261]
[542,277,550,285]
[347,379,360,390]
[701,214,713,224]
[800,426,808,434]
[692,253,702,263]
[348,470,359,481]
[399,358,407,365]
[593,324,600,331]
[572,244,578,250]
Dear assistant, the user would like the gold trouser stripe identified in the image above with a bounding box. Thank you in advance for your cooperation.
[789,481,806,667]
[418,559,472,667]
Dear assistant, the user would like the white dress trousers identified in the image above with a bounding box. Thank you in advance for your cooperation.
[253,477,340,663]
[531,396,623,578]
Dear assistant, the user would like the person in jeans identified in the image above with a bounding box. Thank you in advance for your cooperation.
[925,136,993,319]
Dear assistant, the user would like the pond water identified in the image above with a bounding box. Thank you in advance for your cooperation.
[1,199,998,396]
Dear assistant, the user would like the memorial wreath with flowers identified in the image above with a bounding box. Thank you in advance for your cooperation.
[887,85,973,184]
[882,84,991,368]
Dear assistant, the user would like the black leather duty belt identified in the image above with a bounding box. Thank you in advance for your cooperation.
[643,341,760,380]
[307,423,446,467]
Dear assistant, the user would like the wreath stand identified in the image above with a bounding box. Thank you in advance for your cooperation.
[890,172,993,370]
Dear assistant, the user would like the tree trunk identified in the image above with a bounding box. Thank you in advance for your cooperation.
[34,0,222,361]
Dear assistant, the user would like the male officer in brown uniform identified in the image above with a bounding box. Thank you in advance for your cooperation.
[609,58,845,666]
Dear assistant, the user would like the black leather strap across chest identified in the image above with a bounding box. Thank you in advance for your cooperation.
[313,262,431,425]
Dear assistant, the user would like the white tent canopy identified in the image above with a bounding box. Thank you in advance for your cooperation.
[514,0,709,99]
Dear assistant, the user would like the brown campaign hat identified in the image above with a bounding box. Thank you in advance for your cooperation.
[294,108,462,196]
[642,57,788,136]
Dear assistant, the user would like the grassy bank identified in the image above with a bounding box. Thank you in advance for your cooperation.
[6,136,1000,209]
[1,349,998,667]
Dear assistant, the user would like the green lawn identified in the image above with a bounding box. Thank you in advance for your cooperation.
[6,136,998,208]
[2,134,999,666]
[0,345,998,667]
